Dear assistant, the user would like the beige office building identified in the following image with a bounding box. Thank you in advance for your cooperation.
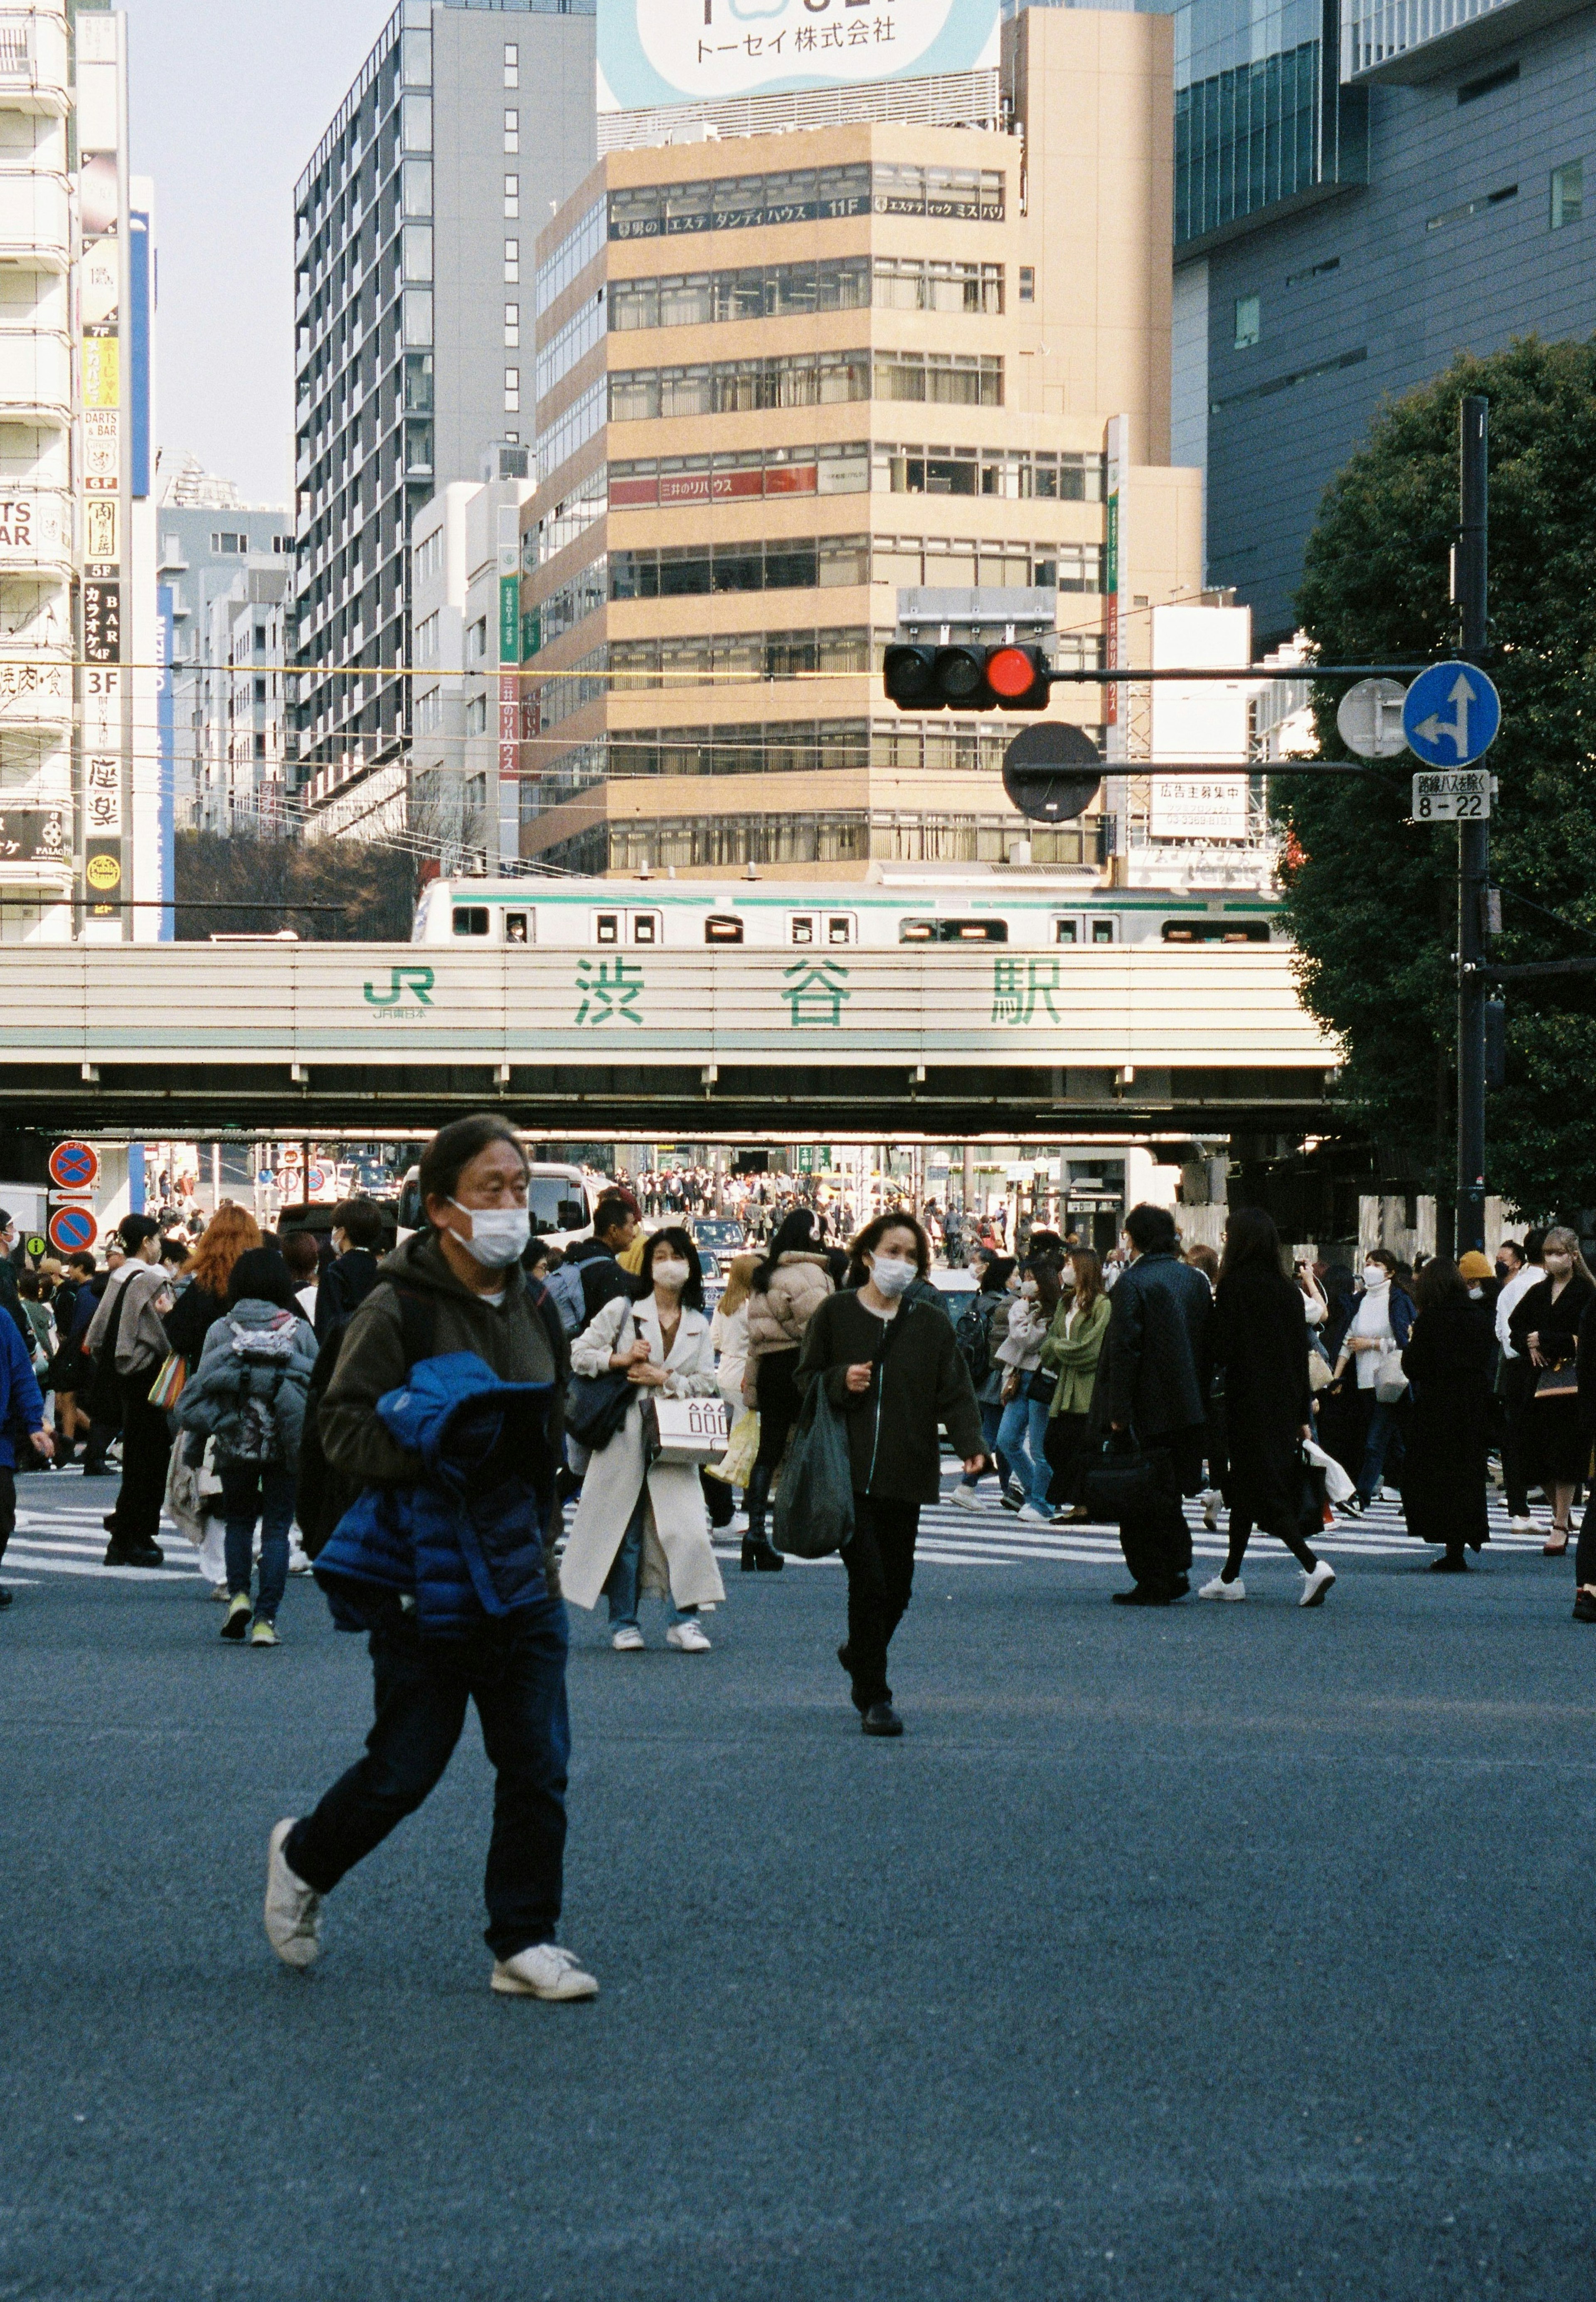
[519,6,1202,880]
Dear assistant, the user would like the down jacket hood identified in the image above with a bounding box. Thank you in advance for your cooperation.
[315,1350,558,1637]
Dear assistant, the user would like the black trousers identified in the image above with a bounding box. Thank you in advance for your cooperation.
[842,1492,920,1707]
[1498,1357,1534,1517]
[107,1371,172,1546]
[0,1465,16,1570]
[754,1348,803,1471]
[1575,1489,1596,1588]
[287,1595,570,1962]
[1118,1426,1204,1596]
[1043,1409,1091,1506]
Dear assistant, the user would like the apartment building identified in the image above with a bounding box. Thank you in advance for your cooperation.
[291,0,596,829]
[408,441,534,873]
[517,5,1203,880]
[158,504,294,831]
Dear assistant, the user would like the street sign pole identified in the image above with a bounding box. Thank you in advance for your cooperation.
[1456,395,1490,1257]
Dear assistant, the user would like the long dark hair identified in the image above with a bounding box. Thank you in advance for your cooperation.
[1068,1246,1104,1313]
[640,1225,704,1310]
[1413,1256,1467,1314]
[1218,1206,1287,1285]
[753,1207,821,1294]
[845,1212,930,1289]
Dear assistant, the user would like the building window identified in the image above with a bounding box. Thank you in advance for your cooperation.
[504,107,519,154]
[403,288,433,348]
[402,158,432,220]
[1234,294,1260,349]
[466,695,488,735]
[401,93,432,155]
[504,172,520,220]
[1018,266,1035,302]
[403,223,433,282]
[505,366,521,414]
[504,302,520,348]
[505,237,520,284]
[504,41,519,87]
[1552,158,1584,227]
[467,617,488,664]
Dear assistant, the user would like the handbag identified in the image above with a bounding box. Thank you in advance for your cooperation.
[1373,1345,1409,1404]
[148,1352,188,1411]
[772,1379,855,1560]
[565,1367,635,1451]
[1534,1361,1579,1400]
[653,1395,730,1465]
[706,1404,759,1486]
[1080,1434,1166,1523]
[1307,1343,1334,1394]
[1297,1444,1330,1537]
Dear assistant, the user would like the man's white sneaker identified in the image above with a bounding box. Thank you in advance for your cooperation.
[1299,1561,1337,1608]
[1200,1488,1222,1530]
[1017,1502,1054,1525]
[611,1625,645,1651]
[264,1818,322,1970]
[666,1619,712,1652]
[490,1942,598,2001]
[1509,1516,1535,1535]
[950,1483,982,1511]
[1198,1574,1246,1601]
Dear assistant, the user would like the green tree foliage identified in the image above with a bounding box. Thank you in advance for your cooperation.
[174,828,416,943]
[1281,337,1596,1225]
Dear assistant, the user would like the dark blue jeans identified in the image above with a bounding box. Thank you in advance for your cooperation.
[220,1460,295,1620]
[286,1594,570,1960]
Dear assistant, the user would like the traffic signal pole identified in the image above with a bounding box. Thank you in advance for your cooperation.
[1456,395,1490,1257]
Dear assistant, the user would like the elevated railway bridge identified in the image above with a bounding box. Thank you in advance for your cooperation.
[0,942,1335,1141]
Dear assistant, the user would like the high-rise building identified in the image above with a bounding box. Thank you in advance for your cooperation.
[1171,0,1596,638]
[157,504,295,833]
[291,0,597,832]
[518,5,1207,881]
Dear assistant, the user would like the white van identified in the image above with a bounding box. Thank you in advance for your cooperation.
[397,1161,596,1251]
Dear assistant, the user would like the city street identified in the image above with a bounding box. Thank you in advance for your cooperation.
[4,1470,1593,2302]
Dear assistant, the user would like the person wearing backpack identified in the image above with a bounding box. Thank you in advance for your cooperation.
[948,1252,1012,1509]
[262,1115,594,2003]
[176,1248,318,1647]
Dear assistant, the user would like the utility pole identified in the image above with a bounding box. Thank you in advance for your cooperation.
[1456,396,1490,1256]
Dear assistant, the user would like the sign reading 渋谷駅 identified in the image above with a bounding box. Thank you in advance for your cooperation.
[597,0,998,111]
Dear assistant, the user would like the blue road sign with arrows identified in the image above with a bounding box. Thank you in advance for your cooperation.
[1402,662,1501,767]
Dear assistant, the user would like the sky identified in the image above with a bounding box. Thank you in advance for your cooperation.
[120,0,394,509]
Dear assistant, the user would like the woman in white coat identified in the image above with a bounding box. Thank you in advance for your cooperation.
[562,1226,728,1653]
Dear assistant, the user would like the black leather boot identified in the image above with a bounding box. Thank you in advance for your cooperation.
[740,1463,784,1571]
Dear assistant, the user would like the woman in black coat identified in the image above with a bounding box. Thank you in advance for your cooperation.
[1200,1208,1333,1606]
[1507,1225,1596,1554]
[1400,1255,1493,1571]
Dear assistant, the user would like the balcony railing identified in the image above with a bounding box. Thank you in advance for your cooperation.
[0,171,70,271]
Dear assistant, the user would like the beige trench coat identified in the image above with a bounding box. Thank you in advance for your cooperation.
[561,1291,728,1613]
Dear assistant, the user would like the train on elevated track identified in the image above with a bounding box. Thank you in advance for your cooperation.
[414,871,1281,952]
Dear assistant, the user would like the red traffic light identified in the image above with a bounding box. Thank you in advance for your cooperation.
[882,641,1052,711]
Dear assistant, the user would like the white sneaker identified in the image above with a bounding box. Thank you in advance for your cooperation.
[666,1618,712,1652]
[490,1942,598,2001]
[1300,1561,1336,1608]
[1198,1574,1246,1601]
[950,1483,982,1511]
[1380,1485,1402,1504]
[288,1543,312,1576]
[611,1625,645,1652]
[1017,1502,1054,1525]
[208,1580,229,1603]
[1200,1488,1222,1531]
[264,1818,322,1970]
[1509,1516,1535,1535]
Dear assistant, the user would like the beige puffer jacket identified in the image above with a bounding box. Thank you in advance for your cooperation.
[746,1251,834,1362]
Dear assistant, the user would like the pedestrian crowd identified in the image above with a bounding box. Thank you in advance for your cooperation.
[0,1122,1580,2004]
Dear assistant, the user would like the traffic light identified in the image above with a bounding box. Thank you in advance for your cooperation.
[882,643,1051,712]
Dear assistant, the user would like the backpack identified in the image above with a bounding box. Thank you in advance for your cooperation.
[955,1292,995,1392]
[221,1313,301,1464]
[543,1257,587,1337]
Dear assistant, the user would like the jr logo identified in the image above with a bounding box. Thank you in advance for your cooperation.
[363,965,435,1008]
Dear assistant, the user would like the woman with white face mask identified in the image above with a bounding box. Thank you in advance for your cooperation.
[562,1226,726,1649]
[1507,1224,1596,1554]
[1331,1247,1414,1511]
[794,1216,985,1737]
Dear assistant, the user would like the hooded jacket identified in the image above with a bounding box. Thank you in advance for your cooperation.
[314,1352,558,1637]
[746,1250,834,1360]
[175,1298,319,1469]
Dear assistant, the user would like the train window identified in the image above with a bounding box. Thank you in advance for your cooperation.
[595,912,620,944]
[505,910,532,944]
[1091,918,1117,945]
[631,910,660,945]
[1053,918,1079,945]
[1160,920,1270,944]
[826,914,855,945]
[705,914,744,943]
[900,918,1008,943]
[789,914,815,944]
[452,906,490,937]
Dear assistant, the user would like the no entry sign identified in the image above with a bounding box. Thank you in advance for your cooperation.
[48,1204,98,1255]
[48,1140,99,1192]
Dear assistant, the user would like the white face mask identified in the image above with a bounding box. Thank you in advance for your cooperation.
[1544,1253,1572,1275]
[449,1199,530,1270]
[1020,1277,1039,1298]
[652,1259,690,1292]
[1362,1266,1386,1289]
[1467,1283,1483,1299]
[869,1253,916,1300]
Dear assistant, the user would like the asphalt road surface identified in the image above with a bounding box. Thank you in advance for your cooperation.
[3,1468,1594,2302]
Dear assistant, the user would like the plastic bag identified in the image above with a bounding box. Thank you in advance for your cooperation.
[772,1382,855,1560]
[705,1405,759,1487]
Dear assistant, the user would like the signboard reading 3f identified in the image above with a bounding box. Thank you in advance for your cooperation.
[597,0,999,111]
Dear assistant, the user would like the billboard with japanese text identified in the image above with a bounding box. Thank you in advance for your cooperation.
[597,0,999,112]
